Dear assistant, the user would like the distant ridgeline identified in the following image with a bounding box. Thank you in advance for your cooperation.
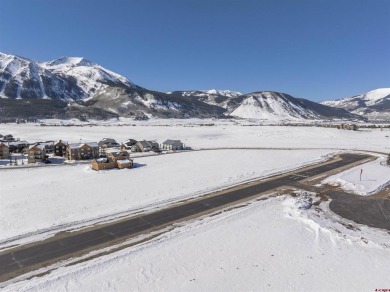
[1,52,388,122]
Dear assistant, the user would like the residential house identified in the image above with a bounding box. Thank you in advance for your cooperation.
[98,138,120,157]
[120,139,138,151]
[54,140,67,156]
[2,134,15,142]
[98,138,120,148]
[8,141,30,153]
[27,144,46,163]
[132,140,160,152]
[0,142,10,159]
[91,157,116,171]
[107,150,130,161]
[36,141,55,154]
[91,150,133,171]
[109,150,133,169]
[161,139,185,151]
[66,142,99,160]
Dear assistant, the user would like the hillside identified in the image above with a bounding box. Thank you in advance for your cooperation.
[229,91,361,121]
[322,88,390,121]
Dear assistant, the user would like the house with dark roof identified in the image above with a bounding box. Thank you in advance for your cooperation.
[2,134,15,142]
[132,140,160,152]
[54,140,67,156]
[161,139,185,151]
[98,138,120,148]
[120,139,138,151]
[8,141,30,153]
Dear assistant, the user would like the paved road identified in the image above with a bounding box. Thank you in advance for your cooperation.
[0,153,380,283]
[325,190,390,230]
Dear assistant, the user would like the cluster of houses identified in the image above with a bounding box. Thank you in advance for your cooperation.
[0,134,187,170]
[336,123,358,130]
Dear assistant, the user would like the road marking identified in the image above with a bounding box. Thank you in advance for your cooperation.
[376,200,390,222]
[139,217,156,227]
[291,174,308,179]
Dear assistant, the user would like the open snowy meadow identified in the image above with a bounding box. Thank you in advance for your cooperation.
[1,119,390,152]
[1,148,335,246]
[1,120,390,291]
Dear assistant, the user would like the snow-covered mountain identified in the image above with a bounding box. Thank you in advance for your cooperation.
[202,89,242,98]
[0,53,227,120]
[322,88,390,120]
[40,57,136,99]
[0,52,366,121]
[229,91,361,121]
[0,52,230,120]
[168,89,244,110]
[0,52,136,100]
[169,89,242,98]
[168,90,358,121]
[84,87,225,119]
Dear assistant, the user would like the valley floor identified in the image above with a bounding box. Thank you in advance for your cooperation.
[1,119,390,152]
[1,121,390,291]
[0,149,333,246]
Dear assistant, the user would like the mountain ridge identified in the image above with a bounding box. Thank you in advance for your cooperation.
[322,88,390,121]
[0,52,137,100]
[229,91,361,121]
[0,52,377,121]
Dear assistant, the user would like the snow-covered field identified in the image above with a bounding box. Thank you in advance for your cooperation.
[322,157,390,196]
[1,120,390,152]
[5,193,390,292]
[0,149,333,246]
[1,122,390,291]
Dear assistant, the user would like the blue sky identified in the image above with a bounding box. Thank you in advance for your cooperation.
[0,0,389,101]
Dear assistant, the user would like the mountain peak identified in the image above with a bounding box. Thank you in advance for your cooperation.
[202,89,242,97]
[0,52,136,101]
[360,88,390,102]
[0,52,34,67]
[321,88,390,121]
[44,56,94,68]
[230,91,313,120]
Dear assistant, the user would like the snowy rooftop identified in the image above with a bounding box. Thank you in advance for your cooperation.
[7,140,29,146]
[28,144,45,150]
[68,142,98,149]
[54,140,68,145]
[117,159,132,164]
